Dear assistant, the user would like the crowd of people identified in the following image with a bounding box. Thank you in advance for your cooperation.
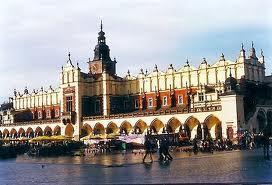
[143,137,173,163]
[142,128,272,163]
[0,140,84,158]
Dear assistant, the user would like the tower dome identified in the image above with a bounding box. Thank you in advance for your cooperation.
[93,20,111,61]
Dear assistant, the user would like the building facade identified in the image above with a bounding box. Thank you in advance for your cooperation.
[1,22,272,140]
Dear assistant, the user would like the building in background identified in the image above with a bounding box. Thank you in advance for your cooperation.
[0,22,271,140]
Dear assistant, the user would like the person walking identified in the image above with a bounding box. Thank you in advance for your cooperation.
[143,137,153,163]
[193,136,198,155]
[159,139,165,161]
[163,138,173,161]
[263,125,271,160]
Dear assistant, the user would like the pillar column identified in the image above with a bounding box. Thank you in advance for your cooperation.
[201,124,205,140]
[102,70,110,116]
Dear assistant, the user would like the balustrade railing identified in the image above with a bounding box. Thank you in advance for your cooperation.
[0,118,61,127]
[83,105,222,121]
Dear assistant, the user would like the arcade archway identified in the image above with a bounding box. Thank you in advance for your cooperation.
[120,121,133,135]
[65,123,74,137]
[81,124,93,137]
[35,127,43,137]
[150,119,164,134]
[183,116,200,139]
[204,115,222,139]
[106,122,118,134]
[44,126,53,136]
[93,123,105,135]
[10,128,17,139]
[53,126,61,136]
[3,129,9,138]
[166,117,181,133]
[134,120,148,134]
[26,127,34,138]
[18,128,26,137]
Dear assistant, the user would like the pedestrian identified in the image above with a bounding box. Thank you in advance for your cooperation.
[163,138,173,161]
[208,138,214,153]
[263,125,271,160]
[193,136,198,155]
[159,139,165,161]
[143,137,153,163]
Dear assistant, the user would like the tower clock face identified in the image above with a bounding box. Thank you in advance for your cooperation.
[91,65,97,74]
[90,62,101,74]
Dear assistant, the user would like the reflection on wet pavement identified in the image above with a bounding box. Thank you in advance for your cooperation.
[0,149,271,184]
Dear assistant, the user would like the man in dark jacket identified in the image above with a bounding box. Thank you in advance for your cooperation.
[143,137,153,163]
[263,124,271,160]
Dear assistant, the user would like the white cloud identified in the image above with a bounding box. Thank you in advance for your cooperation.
[0,0,271,100]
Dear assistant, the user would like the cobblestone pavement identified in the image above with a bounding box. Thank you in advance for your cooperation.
[0,149,271,184]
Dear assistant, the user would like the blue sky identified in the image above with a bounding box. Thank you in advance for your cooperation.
[0,0,271,103]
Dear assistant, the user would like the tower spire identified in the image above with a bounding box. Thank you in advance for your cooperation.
[239,43,245,58]
[68,52,71,61]
[260,49,265,64]
[250,41,257,59]
[100,20,103,31]
[66,51,73,66]
[220,53,225,61]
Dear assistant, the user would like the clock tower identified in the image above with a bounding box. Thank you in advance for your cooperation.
[88,21,116,75]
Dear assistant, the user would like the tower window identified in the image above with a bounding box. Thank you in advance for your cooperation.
[163,96,167,106]
[47,110,50,117]
[135,99,139,109]
[38,111,42,119]
[178,95,183,104]
[66,96,73,112]
[55,109,59,117]
[198,93,204,102]
[95,100,100,113]
[148,98,153,107]
[124,101,128,109]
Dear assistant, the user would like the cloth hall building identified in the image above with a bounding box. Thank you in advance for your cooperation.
[0,23,272,141]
